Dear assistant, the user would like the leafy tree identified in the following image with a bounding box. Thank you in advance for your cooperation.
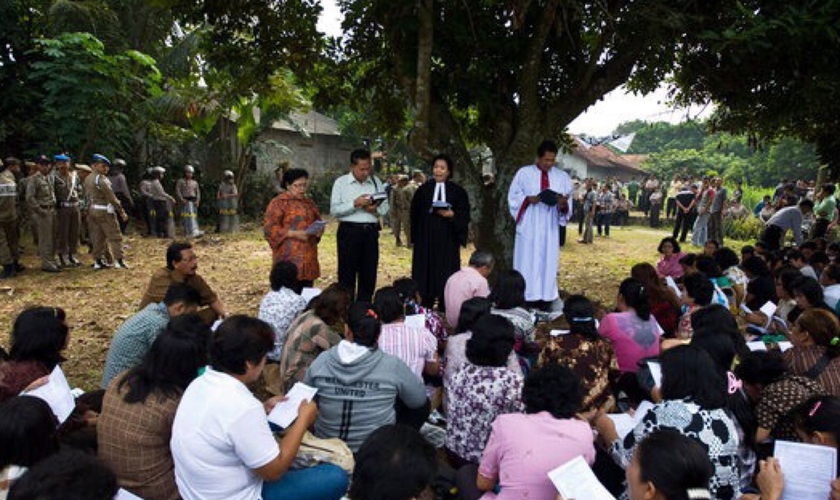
[666,0,840,177]
[317,0,737,263]
[27,32,162,158]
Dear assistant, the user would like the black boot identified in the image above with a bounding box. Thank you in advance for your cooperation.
[13,261,25,273]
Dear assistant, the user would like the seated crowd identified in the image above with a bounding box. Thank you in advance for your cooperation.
[6,235,840,500]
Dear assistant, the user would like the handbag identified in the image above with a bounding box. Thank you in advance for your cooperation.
[285,431,355,473]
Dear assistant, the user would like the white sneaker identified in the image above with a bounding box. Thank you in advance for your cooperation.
[114,259,130,269]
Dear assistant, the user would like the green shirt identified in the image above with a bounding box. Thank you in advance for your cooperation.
[815,196,837,222]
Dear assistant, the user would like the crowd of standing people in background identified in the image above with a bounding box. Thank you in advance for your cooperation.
[0,155,242,279]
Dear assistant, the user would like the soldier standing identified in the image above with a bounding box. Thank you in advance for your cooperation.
[0,159,20,278]
[109,159,135,234]
[52,154,82,267]
[391,175,412,247]
[26,155,60,272]
[85,154,129,269]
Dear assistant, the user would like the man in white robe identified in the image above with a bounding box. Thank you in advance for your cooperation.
[507,140,574,304]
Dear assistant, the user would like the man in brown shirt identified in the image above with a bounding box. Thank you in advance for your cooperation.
[139,241,227,323]
[84,154,128,269]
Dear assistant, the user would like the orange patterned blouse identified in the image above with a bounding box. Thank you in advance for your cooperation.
[263,192,322,281]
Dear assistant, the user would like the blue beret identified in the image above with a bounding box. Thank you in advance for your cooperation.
[91,154,111,166]
[54,154,70,162]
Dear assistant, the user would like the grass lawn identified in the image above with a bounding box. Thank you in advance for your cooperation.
[0,217,748,389]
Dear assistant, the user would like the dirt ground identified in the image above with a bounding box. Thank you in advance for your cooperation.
[0,217,742,390]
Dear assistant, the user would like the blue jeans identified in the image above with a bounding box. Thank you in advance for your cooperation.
[262,464,349,500]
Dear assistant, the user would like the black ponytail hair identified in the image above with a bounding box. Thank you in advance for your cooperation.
[619,278,651,321]
[346,301,382,348]
[562,295,598,339]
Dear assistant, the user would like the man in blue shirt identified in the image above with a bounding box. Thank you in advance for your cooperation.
[101,284,201,388]
[330,149,389,302]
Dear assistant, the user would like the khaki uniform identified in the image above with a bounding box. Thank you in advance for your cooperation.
[53,171,81,260]
[391,184,414,246]
[0,170,19,266]
[25,171,58,270]
[85,172,124,261]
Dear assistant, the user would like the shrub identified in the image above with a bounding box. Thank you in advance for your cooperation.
[725,215,764,242]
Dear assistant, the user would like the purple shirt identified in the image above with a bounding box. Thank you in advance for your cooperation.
[478,412,595,500]
[598,311,661,372]
[444,266,490,328]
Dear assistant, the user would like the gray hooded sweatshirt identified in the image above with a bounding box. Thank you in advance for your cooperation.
[304,342,427,451]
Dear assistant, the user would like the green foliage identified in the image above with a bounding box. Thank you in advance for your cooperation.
[724,215,764,242]
[623,120,820,186]
[667,0,840,174]
[26,32,161,158]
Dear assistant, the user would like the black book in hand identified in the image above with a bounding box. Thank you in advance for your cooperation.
[369,192,388,205]
[538,189,561,206]
[431,200,452,210]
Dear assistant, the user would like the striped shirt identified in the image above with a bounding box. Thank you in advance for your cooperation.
[378,323,437,380]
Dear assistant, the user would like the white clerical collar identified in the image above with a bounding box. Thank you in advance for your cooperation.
[434,182,446,203]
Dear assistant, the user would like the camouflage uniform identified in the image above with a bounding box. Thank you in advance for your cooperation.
[391,182,414,246]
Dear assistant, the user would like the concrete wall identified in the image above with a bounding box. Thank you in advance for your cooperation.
[254,129,356,177]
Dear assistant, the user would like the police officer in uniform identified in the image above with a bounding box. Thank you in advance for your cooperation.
[52,154,82,267]
[85,154,129,269]
[26,155,60,272]
[0,159,20,278]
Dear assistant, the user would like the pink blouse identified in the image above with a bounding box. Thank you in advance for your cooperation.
[656,252,686,279]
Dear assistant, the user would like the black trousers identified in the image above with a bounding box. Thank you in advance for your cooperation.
[337,222,379,302]
[153,200,169,237]
[762,224,784,251]
[673,210,696,242]
[666,198,677,218]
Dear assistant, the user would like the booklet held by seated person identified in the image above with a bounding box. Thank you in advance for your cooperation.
[268,382,318,428]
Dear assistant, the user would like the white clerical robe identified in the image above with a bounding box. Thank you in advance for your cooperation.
[507,165,574,302]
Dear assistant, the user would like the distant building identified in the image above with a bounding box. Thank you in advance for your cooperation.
[559,137,646,180]
[254,110,356,176]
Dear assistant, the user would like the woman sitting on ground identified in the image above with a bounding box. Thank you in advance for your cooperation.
[393,277,448,351]
[444,298,521,397]
[676,272,715,340]
[655,236,686,279]
[278,283,350,393]
[98,315,210,500]
[598,278,661,403]
[489,270,537,369]
[373,286,439,381]
[593,345,743,500]
[0,307,97,446]
[538,294,616,412]
[171,316,348,500]
[715,247,748,308]
[0,396,59,497]
[445,314,525,467]
[744,395,840,500]
[735,350,827,442]
[463,365,595,500]
[783,309,840,397]
[631,263,681,337]
[304,302,428,452]
[625,429,715,500]
[695,254,733,309]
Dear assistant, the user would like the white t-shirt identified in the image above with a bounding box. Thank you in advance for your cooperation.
[171,368,279,500]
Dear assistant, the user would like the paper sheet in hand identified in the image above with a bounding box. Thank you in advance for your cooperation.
[607,400,656,440]
[747,341,767,352]
[647,361,662,387]
[774,440,837,500]
[548,455,616,500]
[777,341,794,352]
[305,220,327,235]
[665,276,682,297]
[549,329,571,336]
[115,489,145,500]
[405,314,426,329]
[760,301,778,318]
[268,383,318,428]
[301,287,322,303]
[23,365,74,424]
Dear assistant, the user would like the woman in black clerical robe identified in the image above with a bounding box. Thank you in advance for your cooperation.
[410,154,471,312]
